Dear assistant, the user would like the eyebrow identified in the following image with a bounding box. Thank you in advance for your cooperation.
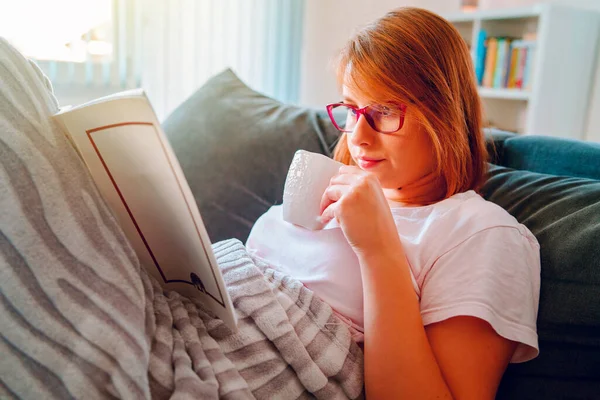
[342,96,356,104]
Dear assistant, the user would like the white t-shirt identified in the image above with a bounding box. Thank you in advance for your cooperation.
[246,190,540,363]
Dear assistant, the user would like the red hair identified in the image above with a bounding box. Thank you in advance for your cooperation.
[333,7,488,201]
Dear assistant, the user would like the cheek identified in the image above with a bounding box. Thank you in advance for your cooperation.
[388,132,435,170]
[401,117,434,159]
[413,132,434,154]
[411,135,436,173]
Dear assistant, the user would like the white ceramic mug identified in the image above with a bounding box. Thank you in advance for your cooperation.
[282,150,344,230]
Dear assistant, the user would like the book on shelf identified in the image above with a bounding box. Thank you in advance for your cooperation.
[482,37,497,87]
[53,89,237,331]
[493,38,512,89]
[474,29,488,85]
[507,44,520,88]
[510,40,533,89]
[523,41,536,90]
[474,34,536,92]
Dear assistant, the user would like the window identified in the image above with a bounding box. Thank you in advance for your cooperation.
[1,0,113,64]
[1,0,137,105]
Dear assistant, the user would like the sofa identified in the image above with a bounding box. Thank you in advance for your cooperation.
[163,69,600,399]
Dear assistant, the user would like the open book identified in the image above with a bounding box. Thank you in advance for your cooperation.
[54,89,237,330]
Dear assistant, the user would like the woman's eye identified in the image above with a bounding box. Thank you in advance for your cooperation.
[377,107,394,117]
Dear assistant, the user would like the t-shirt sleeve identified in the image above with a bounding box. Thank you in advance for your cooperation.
[419,226,541,363]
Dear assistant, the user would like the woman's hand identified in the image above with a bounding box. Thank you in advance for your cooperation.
[319,165,401,257]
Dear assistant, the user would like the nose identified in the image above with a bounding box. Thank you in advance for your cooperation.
[349,114,377,147]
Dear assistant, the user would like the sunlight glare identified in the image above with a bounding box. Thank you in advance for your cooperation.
[0,0,112,61]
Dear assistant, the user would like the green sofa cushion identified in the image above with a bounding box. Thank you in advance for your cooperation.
[163,69,339,243]
[483,164,600,332]
[482,164,600,398]
[502,135,600,180]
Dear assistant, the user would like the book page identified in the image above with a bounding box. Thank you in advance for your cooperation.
[54,93,237,331]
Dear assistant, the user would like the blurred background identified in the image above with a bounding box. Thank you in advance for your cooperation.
[2,0,599,141]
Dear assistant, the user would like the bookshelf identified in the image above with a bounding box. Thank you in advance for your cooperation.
[446,4,600,138]
[477,87,531,100]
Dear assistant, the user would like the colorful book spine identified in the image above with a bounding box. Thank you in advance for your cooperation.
[509,40,526,89]
[523,41,536,90]
[501,39,513,88]
[507,45,519,88]
[482,37,498,88]
[516,46,527,89]
[474,29,488,85]
[493,38,507,88]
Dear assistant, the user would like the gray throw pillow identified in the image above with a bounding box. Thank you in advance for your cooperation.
[163,69,339,243]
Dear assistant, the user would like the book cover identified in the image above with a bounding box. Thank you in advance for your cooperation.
[53,90,238,331]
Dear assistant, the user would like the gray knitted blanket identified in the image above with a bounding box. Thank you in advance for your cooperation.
[0,36,363,399]
[147,239,364,399]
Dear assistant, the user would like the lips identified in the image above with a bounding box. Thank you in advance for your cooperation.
[356,156,384,169]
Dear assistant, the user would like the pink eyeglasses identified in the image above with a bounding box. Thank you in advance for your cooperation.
[326,103,407,134]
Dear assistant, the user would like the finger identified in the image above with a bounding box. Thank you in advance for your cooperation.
[319,191,334,216]
[329,172,358,185]
[336,166,373,185]
[319,203,337,225]
[319,182,332,215]
[319,184,349,214]
[319,184,344,214]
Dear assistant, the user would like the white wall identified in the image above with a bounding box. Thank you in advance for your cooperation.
[299,0,600,142]
[519,0,600,141]
[299,0,459,107]
[544,0,600,142]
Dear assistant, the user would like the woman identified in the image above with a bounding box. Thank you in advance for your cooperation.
[247,7,540,399]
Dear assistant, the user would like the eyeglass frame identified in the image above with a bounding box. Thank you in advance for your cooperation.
[325,102,408,134]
